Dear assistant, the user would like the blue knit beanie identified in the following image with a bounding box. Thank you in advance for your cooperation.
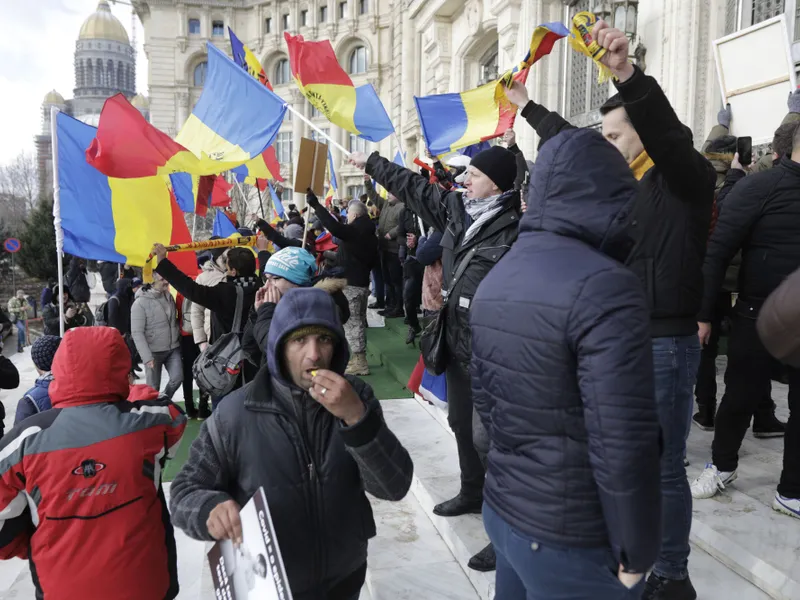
[265,248,317,286]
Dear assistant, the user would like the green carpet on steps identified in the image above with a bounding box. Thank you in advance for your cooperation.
[164,323,417,481]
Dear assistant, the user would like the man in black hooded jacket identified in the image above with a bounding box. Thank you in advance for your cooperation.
[169,288,413,599]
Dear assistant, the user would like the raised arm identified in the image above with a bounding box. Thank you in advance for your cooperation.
[306,193,356,241]
[359,152,452,233]
[254,219,302,249]
[155,258,230,314]
[504,81,576,147]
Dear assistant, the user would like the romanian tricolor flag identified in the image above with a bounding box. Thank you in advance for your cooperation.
[285,32,394,142]
[87,94,202,178]
[416,22,570,156]
[212,209,239,238]
[232,146,283,186]
[170,173,215,216]
[175,43,287,172]
[56,112,196,275]
[267,181,286,221]
[496,22,571,98]
[229,27,273,90]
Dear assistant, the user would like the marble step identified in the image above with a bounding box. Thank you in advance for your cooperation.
[381,396,779,600]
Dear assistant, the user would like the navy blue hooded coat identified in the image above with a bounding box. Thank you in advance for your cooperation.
[470,129,662,573]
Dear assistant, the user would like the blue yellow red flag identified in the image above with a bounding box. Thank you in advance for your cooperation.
[327,148,338,193]
[496,22,571,98]
[56,112,196,275]
[170,173,215,216]
[285,32,394,142]
[229,27,273,90]
[175,43,288,172]
[232,147,283,186]
[267,181,286,221]
[212,210,239,238]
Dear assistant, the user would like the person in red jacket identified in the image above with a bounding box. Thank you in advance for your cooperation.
[0,327,187,600]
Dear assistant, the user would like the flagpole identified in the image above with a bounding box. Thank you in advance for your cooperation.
[283,103,351,156]
[50,106,66,337]
[255,185,266,219]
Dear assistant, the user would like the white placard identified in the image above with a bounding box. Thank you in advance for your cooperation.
[713,15,797,145]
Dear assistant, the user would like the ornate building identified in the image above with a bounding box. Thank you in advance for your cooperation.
[35,1,148,199]
[132,0,799,205]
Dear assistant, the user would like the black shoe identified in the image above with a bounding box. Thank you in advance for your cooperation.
[753,412,786,438]
[467,542,495,572]
[433,494,482,517]
[369,301,385,310]
[406,325,420,346]
[198,400,211,420]
[692,410,714,431]
[381,308,405,319]
[185,406,198,420]
[642,573,697,600]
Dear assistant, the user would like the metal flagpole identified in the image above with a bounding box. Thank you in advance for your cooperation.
[256,185,266,219]
[50,105,66,337]
[284,103,351,156]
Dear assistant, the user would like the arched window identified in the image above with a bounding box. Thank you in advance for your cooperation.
[274,59,290,85]
[107,60,115,88]
[348,46,367,74]
[86,61,94,88]
[126,64,133,91]
[478,48,498,86]
[95,59,103,86]
[212,20,224,36]
[194,61,208,87]
[188,18,201,34]
[117,62,125,91]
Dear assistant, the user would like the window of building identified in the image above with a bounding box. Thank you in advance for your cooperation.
[347,185,365,199]
[564,0,608,125]
[193,61,207,87]
[274,59,290,85]
[310,104,322,119]
[212,20,224,36]
[319,5,328,23]
[301,10,308,26]
[753,0,786,25]
[311,128,331,144]
[282,14,290,31]
[265,17,272,33]
[725,0,788,33]
[339,1,347,19]
[275,132,293,163]
[349,134,368,154]
[349,46,367,74]
[359,0,368,14]
[281,187,293,202]
[188,18,201,34]
[478,48,498,86]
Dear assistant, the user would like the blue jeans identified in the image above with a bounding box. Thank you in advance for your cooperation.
[652,335,701,581]
[16,320,26,350]
[484,503,645,599]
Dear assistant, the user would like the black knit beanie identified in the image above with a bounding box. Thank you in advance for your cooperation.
[31,335,61,372]
[469,146,517,193]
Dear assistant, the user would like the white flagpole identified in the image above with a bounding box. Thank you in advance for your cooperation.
[284,103,351,156]
[50,105,66,337]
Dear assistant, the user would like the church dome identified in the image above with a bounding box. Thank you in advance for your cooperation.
[43,90,66,105]
[131,93,149,109]
[79,1,130,45]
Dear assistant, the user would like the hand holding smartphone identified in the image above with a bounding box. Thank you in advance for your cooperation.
[737,136,753,167]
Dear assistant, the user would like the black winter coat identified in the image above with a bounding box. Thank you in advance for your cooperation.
[306,200,378,288]
[471,129,662,573]
[107,278,134,335]
[66,257,91,303]
[98,262,120,296]
[699,155,800,321]
[169,288,413,599]
[522,65,716,337]
[366,154,520,364]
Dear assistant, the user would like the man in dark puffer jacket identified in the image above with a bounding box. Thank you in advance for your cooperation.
[471,128,661,599]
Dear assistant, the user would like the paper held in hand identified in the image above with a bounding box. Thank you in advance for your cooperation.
[294,138,328,198]
[208,487,293,600]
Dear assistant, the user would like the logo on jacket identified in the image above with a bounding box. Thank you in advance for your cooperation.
[72,459,106,478]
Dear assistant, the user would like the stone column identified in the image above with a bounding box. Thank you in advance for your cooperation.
[175,91,190,132]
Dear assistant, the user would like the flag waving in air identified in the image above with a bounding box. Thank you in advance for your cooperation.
[229,27,273,90]
[56,112,195,275]
[176,43,288,172]
[285,32,394,142]
[496,22,571,99]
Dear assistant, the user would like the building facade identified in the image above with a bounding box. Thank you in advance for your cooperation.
[36,1,147,200]
[132,0,800,206]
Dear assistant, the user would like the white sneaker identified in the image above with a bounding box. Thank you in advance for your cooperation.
[773,493,800,519]
[691,463,737,499]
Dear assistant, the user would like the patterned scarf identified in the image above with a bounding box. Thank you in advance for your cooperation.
[631,151,655,181]
[462,191,512,246]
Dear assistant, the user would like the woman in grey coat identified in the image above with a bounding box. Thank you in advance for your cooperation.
[131,272,182,399]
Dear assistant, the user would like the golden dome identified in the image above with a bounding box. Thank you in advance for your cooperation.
[43,90,65,105]
[79,1,130,45]
[131,94,150,109]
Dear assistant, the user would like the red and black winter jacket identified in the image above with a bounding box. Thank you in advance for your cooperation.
[0,327,187,600]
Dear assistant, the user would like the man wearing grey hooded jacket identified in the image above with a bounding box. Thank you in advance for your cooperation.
[131,272,182,399]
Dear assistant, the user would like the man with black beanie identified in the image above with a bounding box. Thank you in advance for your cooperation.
[348,143,521,573]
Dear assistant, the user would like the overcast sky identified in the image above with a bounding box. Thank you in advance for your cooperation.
[0,0,147,164]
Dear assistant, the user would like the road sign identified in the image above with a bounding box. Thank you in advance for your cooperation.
[3,238,20,253]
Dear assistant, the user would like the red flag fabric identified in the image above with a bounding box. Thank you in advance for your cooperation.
[211,176,234,207]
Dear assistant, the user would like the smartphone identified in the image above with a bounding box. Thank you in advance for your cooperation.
[737,136,752,166]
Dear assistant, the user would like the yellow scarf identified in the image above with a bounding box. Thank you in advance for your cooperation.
[631,151,655,181]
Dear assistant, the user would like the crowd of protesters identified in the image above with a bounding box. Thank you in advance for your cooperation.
[0,18,798,600]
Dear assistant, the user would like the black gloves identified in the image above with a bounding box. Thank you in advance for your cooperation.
[306,189,320,208]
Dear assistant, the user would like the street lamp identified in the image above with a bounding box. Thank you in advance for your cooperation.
[592,0,645,69]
